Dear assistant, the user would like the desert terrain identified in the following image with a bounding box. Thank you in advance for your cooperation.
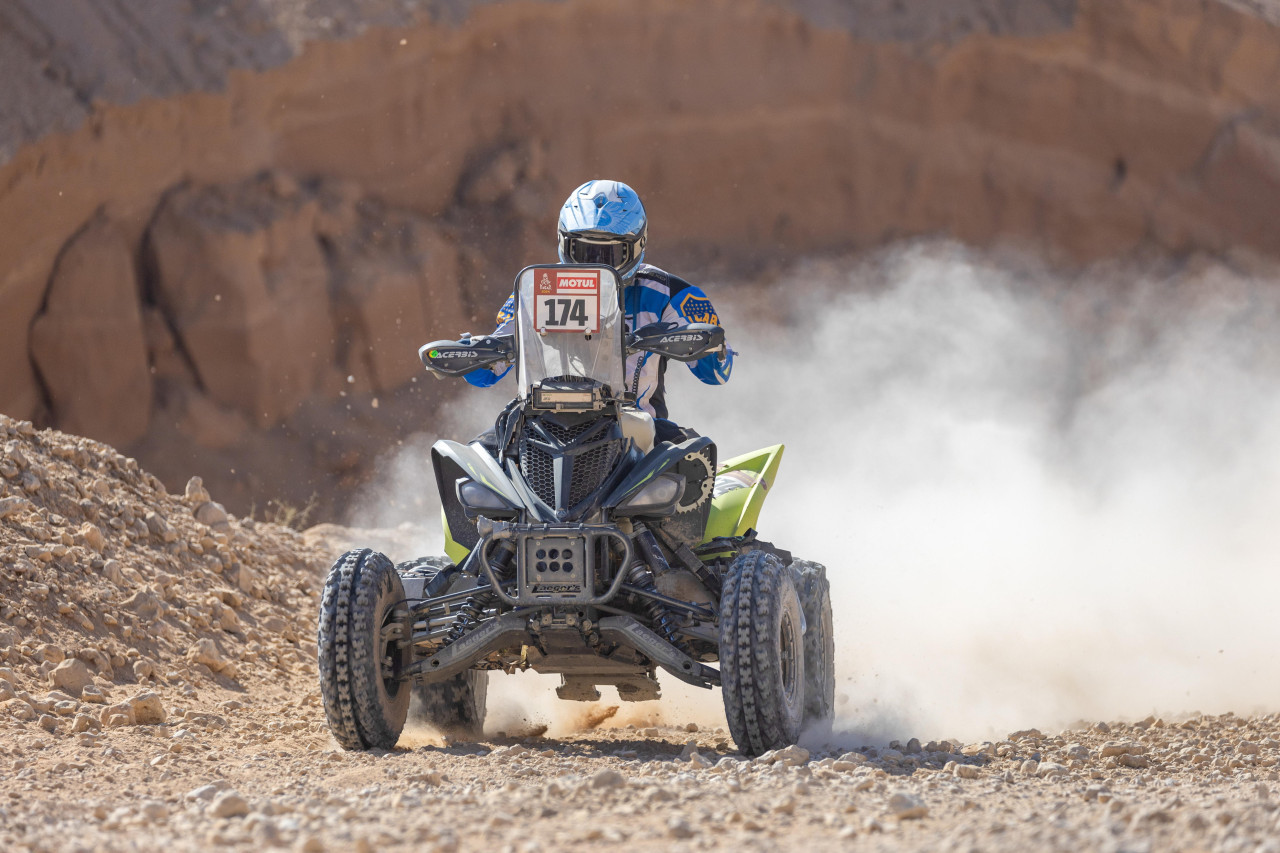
[4,2,1280,851]
[2,412,1279,852]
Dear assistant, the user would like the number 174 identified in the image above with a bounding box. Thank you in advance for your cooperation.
[543,298,588,326]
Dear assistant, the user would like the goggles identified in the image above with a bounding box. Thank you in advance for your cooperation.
[561,232,643,269]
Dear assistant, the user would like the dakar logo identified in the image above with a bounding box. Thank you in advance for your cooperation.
[537,272,554,295]
[678,293,719,326]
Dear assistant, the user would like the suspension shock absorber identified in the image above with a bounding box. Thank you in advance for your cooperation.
[445,539,515,645]
[626,560,692,656]
[444,588,496,643]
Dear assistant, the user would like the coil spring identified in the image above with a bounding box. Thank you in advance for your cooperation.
[445,588,496,644]
[443,540,515,646]
[627,563,691,655]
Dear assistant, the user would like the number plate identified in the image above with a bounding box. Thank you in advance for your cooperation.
[533,269,600,334]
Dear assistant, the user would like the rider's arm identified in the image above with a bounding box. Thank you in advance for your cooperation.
[463,293,516,388]
[662,281,734,386]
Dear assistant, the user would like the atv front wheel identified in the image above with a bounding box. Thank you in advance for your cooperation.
[793,559,835,725]
[719,550,806,755]
[397,555,489,737]
[318,549,411,750]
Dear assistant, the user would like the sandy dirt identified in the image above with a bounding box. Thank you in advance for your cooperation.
[4,693,1280,852]
[3,414,1280,852]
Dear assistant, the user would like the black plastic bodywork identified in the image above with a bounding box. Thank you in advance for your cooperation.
[418,407,726,693]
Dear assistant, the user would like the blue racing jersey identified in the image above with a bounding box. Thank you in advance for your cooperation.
[464,264,733,418]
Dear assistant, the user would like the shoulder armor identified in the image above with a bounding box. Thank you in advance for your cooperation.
[665,273,694,296]
[633,264,669,286]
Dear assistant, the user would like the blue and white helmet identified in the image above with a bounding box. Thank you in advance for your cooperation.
[557,180,647,279]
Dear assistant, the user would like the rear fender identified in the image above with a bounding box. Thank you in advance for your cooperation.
[702,444,785,543]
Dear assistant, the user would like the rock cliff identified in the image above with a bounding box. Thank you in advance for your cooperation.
[1,0,1278,515]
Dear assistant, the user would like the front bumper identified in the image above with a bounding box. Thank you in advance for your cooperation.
[478,521,633,606]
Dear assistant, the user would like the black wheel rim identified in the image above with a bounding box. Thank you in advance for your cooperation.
[779,609,799,705]
[379,608,406,698]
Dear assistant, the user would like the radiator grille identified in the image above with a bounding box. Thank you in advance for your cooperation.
[520,442,557,506]
[568,441,622,507]
[543,419,598,444]
[519,416,621,510]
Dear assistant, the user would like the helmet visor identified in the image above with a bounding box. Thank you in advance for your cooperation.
[564,235,633,269]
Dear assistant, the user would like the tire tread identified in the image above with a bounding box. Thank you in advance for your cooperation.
[718,550,803,755]
[317,549,408,750]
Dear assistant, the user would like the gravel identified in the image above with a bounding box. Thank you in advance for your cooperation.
[4,413,1280,850]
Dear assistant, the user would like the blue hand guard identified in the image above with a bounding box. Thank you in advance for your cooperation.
[463,364,512,388]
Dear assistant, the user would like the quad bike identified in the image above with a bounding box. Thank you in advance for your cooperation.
[318,264,833,756]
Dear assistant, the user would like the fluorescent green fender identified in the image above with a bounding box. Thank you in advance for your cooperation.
[442,508,469,565]
[702,444,785,543]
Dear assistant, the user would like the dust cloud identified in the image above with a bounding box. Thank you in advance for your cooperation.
[350,241,1280,745]
[685,242,1280,745]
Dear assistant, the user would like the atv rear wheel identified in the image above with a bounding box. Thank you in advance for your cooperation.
[719,550,806,755]
[410,670,488,738]
[792,559,835,725]
[396,555,489,737]
[396,556,457,597]
[318,549,411,750]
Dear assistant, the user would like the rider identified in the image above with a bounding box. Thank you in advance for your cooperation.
[465,179,734,444]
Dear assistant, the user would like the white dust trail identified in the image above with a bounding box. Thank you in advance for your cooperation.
[685,243,1280,744]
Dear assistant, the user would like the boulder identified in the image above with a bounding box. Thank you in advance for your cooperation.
[2,698,36,722]
[194,501,230,529]
[144,511,177,543]
[49,659,93,696]
[29,216,152,447]
[187,637,228,672]
[236,563,257,594]
[209,791,250,818]
[183,476,211,506]
[99,702,135,727]
[77,523,105,553]
[127,692,167,725]
[887,791,929,820]
[121,591,163,622]
[34,643,65,664]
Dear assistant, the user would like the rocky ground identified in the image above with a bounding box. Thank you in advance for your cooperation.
[3,413,1280,852]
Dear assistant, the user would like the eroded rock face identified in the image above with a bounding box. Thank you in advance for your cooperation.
[325,196,463,394]
[29,216,152,448]
[1,0,1279,514]
[148,175,335,428]
[142,173,466,439]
